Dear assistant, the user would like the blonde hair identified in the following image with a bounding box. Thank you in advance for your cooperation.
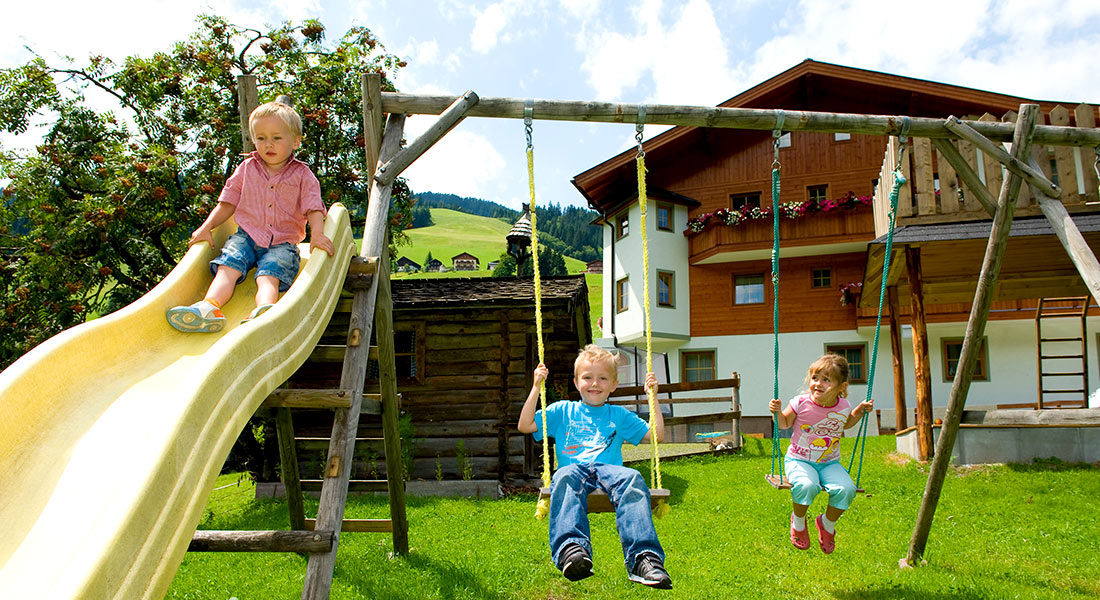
[574,344,620,380]
[248,100,303,138]
[805,353,849,389]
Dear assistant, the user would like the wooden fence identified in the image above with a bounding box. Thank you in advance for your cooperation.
[874,104,1100,235]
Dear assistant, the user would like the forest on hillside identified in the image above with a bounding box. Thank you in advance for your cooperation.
[412,191,603,262]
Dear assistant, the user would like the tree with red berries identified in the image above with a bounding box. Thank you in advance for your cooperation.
[0,15,415,368]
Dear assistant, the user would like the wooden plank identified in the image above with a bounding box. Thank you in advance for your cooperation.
[609,395,736,405]
[912,137,937,215]
[905,245,933,461]
[934,139,960,214]
[978,113,1005,200]
[931,137,995,217]
[376,91,480,186]
[1050,106,1079,202]
[235,75,260,152]
[907,103,1039,566]
[1074,103,1099,204]
[379,93,1100,146]
[374,247,409,554]
[263,389,386,414]
[189,530,333,553]
[538,488,671,514]
[306,519,393,533]
[601,376,740,398]
[944,114,1059,199]
[275,408,306,531]
[664,411,741,427]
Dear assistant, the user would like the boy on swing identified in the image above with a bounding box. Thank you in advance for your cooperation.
[518,344,672,589]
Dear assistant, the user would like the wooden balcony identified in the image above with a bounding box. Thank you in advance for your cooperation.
[874,104,1100,235]
[687,206,875,264]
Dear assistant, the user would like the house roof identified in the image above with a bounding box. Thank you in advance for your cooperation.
[451,252,479,261]
[859,214,1100,307]
[391,275,588,308]
[573,59,1069,216]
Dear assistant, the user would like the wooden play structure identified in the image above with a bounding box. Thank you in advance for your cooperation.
[185,72,1099,595]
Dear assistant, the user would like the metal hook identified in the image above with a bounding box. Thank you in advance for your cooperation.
[524,99,533,151]
[636,104,647,157]
[772,109,785,169]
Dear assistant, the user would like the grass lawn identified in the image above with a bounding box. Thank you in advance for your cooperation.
[169,436,1100,599]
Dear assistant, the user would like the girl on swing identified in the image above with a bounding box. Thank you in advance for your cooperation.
[768,353,874,553]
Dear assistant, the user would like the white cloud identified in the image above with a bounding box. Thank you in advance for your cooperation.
[471,3,512,53]
[400,116,507,199]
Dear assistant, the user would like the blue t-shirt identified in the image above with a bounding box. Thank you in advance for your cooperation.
[534,400,650,467]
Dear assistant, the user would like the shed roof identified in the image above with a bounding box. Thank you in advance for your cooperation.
[391,275,588,308]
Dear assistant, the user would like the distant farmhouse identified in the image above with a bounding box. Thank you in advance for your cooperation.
[487,260,500,271]
[585,259,603,274]
[451,252,480,271]
[424,258,444,273]
[395,257,421,273]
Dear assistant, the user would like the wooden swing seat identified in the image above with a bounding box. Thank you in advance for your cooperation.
[765,474,866,494]
[539,487,671,513]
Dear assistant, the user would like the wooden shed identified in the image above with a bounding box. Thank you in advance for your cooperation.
[273,275,591,487]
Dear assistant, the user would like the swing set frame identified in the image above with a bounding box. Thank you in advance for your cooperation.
[372,83,1100,568]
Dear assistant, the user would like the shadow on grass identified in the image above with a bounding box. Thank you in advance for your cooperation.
[1005,457,1100,473]
[346,552,509,600]
[831,585,988,600]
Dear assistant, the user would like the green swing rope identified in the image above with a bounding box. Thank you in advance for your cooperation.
[846,130,908,488]
[769,115,785,483]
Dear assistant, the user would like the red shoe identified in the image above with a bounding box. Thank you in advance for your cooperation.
[815,515,836,554]
[790,515,810,550]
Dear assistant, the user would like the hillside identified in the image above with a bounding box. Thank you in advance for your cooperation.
[394,208,587,276]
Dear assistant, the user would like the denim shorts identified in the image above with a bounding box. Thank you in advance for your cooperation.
[210,230,301,292]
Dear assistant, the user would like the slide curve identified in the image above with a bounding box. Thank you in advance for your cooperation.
[0,204,357,598]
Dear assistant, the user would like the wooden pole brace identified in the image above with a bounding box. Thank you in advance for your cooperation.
[930,138,997,218]
[374,90,480,187]
[943,115,1061,198]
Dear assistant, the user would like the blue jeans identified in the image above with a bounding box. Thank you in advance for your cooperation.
[210,230,301,292]
[785,456,857,511]
[548,463,664,572]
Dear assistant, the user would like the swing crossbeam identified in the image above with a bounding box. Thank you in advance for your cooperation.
[538,487,671,514]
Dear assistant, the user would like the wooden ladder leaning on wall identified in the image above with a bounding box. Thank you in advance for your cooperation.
[186,74,410,600]
[1035,296,1091,408]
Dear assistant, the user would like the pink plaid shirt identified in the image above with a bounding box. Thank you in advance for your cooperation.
[217,152,326,247]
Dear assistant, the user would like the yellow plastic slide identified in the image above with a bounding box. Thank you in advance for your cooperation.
[0,204,356,599]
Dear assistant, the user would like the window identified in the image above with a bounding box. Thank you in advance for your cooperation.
[942,337,989,381]
[777,132,792,149]
[811,268,832,289]
[834,132,851,141]
[657,271,674,307]
[733,274,765,305]
[656,203,673,231]
[808,184,828,204]
[824,343,868,384]
[682,350,716,382]
[616,277,629,313]
[730,192,761,210]
[368,323,425,383]
[616,213,629,239]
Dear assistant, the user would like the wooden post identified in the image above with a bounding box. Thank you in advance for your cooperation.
[905,103,1040,567]
[236,75,260,152]
[275,407,305,531]
[905,246,933,460]
[887,286,907,431]
[373,246,409,554]
[301,112,406,599]
[730,372,743,449]
[361,74,383,201]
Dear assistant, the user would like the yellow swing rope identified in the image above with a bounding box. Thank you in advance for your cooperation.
[524,103,552,520]
[636,107,669,518]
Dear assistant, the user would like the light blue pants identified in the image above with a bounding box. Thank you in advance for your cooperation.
[784,456,857,511]
[548,462,664,572]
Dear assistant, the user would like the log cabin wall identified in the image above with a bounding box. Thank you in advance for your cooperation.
[274,276,590,484]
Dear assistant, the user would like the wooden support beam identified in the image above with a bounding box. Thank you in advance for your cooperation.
[887,285,908,431]
[931,138,996,217]
[302,105,405,598]
[905,245,933,461]
[380,93,1100,146]
[275,408,306,531]
[189,530,333,553]
[361,74,383,201]
[375,90,480,187]
[262,389,386,414]
[305,519,393,533]
[236,75,260,152]
[1030,155,1100,307]
[374,246,410,555]
[943,115,1060,198]
[906,103,1040,568]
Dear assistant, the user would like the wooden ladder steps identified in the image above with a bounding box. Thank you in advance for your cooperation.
[1040,388,1087,394]
[1041,371,1087,377]
[1039,337,1084,342]
[1039,354,1085,360]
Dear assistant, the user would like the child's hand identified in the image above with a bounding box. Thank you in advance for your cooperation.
[310,232,335,257]
[533,363,549,386]
[855,398,874,417]
[644,372,659,395]
[768,398,782,413]
[188,227,214,248]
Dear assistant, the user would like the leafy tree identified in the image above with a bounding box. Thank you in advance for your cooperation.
[492,245,567,278]
[0,15,415,368]
[408,204,433,228]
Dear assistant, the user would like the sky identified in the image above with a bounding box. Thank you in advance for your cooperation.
[5,0,1100,211]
